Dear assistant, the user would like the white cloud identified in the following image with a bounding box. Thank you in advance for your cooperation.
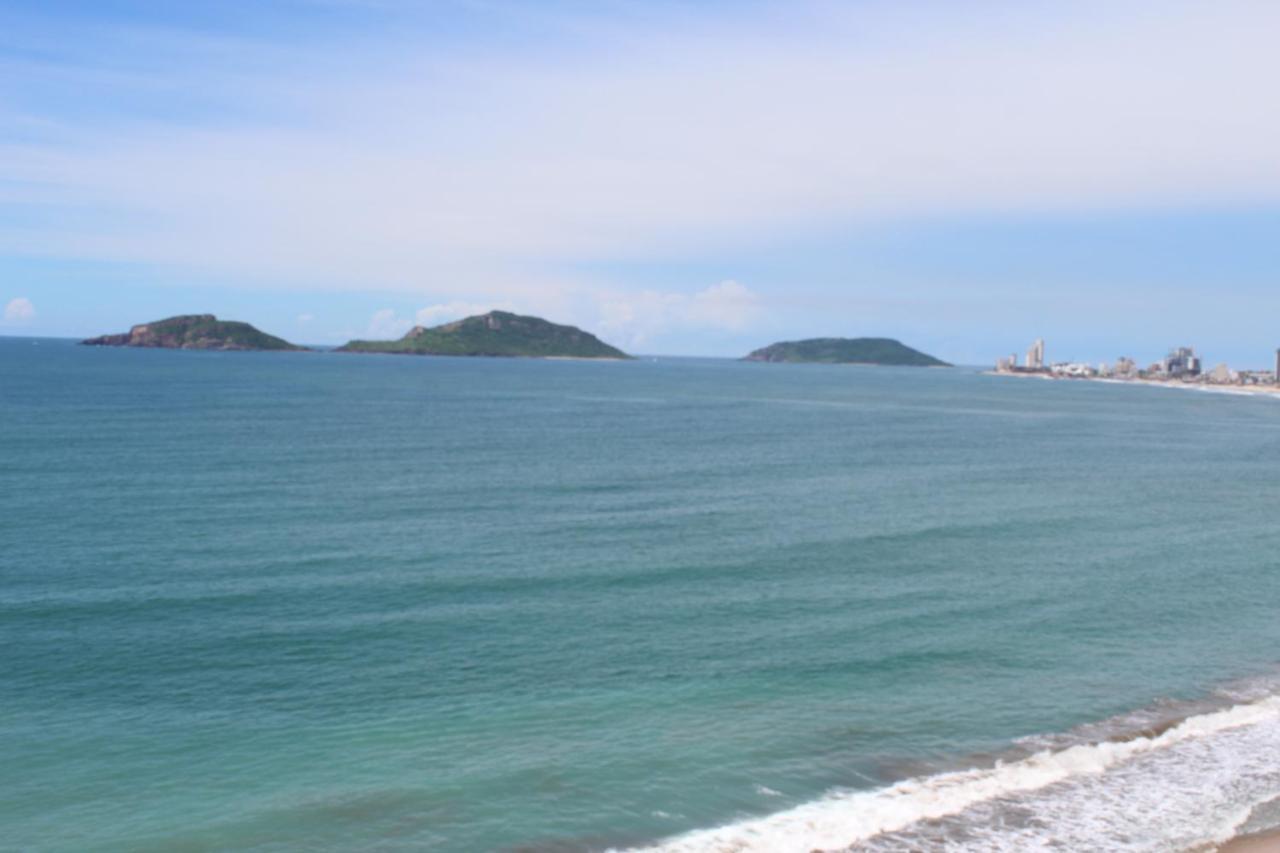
[596,281,762,347]
[686,281,760,331]
[415,300,515,326]
[3,297,35,323]
[4,0,1280,299]
[296,312,315,325]
[365,308,410,339]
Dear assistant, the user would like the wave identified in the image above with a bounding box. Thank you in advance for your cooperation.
[623,682,1280,852]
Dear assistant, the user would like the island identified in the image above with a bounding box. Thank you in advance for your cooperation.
[337,311,630,359]
[744,337,950,367]
[81,315,306,351]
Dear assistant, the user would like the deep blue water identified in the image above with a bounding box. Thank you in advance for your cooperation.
[5,337,1280,851]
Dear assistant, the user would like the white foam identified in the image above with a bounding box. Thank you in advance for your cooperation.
[624,696,1280,852]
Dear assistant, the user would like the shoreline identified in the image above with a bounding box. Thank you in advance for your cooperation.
[629,674,1280,853]
[988,370,1280,399]
[1221,828,1280,852]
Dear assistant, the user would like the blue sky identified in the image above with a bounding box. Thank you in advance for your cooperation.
[3,0,1280,364]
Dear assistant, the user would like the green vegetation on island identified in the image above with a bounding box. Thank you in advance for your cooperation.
[337,311,630,359]
[744,337,950,367]
[81,315,305,351]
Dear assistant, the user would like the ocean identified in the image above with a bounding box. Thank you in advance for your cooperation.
[5,336,1280,852]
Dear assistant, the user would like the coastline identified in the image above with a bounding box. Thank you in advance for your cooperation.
[987,370,1280,399]
[1221,829,1280,852]
[627,674,1280,853]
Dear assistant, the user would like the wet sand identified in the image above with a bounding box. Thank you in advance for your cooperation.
[1219,828,1280,852]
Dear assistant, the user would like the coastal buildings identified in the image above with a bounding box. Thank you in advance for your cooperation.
[1164,346,1201,378]
[1025,338,1045,370]
[994,340,1047,374]
[994,340,1280,390]
[1049,362,1097,378]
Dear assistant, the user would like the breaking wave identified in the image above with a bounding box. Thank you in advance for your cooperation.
[625,679,1280,852]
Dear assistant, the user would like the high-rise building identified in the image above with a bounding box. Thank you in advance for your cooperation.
[1164,346,1201,378]
[1025,338,1045,370]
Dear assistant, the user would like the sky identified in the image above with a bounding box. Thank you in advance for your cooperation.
[3,0,1280,364]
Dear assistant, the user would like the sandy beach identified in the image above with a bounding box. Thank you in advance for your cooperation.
[1104,377,1280,398]
[1220,829,1280,852]
[990,370,1280,399]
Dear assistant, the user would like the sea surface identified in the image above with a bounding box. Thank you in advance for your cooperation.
[5,337,1280,852]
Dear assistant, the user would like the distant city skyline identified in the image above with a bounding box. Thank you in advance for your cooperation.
[4,1,1280,363]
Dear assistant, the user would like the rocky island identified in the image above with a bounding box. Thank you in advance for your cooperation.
[82,315,305,351]
[337,311,630,359]
[744,337,949,367]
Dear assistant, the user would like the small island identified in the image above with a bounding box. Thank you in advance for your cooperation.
[337,311,630,359]
[744,337,950,367]
[82,315,305,351]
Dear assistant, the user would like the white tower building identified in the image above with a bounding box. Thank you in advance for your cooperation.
[1025,339,1045,370]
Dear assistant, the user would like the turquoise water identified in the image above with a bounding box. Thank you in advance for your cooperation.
[5,337,1280,851]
